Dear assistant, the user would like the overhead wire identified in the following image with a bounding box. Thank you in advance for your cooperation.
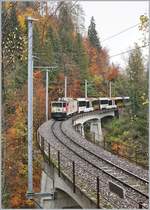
[101,23,140,42]
[37,2,147,60]
[109,43,149,58]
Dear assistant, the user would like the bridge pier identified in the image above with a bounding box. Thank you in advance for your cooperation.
[40,162,97,209]
[73,110,115,146]
[76,123,85,137]
[90,120,103,144]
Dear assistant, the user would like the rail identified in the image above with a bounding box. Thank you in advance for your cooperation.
[36,126,148,209]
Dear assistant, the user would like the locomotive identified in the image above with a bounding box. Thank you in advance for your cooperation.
[51,97,78,120]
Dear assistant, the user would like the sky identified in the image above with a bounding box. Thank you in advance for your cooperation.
[79,1,149,68]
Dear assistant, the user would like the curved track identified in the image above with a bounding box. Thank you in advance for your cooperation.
[50,120,148,206]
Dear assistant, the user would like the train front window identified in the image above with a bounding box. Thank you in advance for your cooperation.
[63,103,67,107]
[79,101,86,107]
[52,103,63,107]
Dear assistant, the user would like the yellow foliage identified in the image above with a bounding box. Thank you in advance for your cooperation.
[18,163,27,176]
[17,15,26,30]
[25,199,34,207]
[3,2,12,10]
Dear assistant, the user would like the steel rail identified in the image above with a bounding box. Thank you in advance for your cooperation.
[63,118,149,183]
[51,120,148,200]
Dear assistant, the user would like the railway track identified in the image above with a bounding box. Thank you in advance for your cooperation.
[50,119,149,208]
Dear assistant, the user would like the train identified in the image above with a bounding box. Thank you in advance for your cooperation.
[51,96,130,120]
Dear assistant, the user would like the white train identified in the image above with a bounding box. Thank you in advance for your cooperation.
[51,97,121,120]
[76,98,93,113]
[51,98,78,119]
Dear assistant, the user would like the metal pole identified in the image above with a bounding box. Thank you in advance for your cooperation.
[109,80,112,98]
[46,69,49,121]
[0,3,3,208]
[85,79,87,98]
[64,76,67,98]
[27,17,33,193]
[148,0,150,171]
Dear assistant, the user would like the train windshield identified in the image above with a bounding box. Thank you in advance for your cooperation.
[52,102,63,107]
[63,103,67,107]
[78,101,86,107]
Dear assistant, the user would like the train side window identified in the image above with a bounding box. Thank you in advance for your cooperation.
[86,101,90,108]
[109,100,112,105]
[100,100,108,104]
[79,101,86,107]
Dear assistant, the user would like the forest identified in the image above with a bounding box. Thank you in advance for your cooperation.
[2,1,148,208]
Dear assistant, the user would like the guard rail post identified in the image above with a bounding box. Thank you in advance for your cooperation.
[58,151,60,177]
[97,176,100,208]
[72,161,76,193]
[48,143,51,164]
[41,137,44,153]
[139,202,143,209]
[36,131,38,143]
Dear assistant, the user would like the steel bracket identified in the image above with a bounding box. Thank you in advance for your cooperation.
[26,192,55,200]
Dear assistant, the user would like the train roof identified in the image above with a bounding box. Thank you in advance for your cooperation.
[76,98,86,101]
[51,101,66,103]
[112,96,130,100]
[99,97,110,100]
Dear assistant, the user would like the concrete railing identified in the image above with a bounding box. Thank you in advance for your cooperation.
[36,131,102,208]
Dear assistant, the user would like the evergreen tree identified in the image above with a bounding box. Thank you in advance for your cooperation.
[88,16,101,50]
[73,33,88,79]
[126,43,146,116]
[58,2,74,54]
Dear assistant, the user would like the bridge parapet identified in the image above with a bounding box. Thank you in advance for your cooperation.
[72,108,118,126]
[36,123,147,209]
[37,111,148,209]
[36,132,100,208]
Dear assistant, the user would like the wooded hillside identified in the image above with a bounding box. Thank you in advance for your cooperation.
[2,2,148,208]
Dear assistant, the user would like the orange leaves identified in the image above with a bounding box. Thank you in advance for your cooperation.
[112,143,126,156]
[106,64,119,81]
[10,191,34,208]
[58,72,65,81]
[10,195,22,208]
[33,70,43,80]
[6,127,17,140]
[33,71,46,127]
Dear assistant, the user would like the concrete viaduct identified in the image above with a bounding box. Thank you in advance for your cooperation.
[38,109,118,209]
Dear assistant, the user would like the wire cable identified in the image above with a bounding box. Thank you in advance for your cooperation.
[109,43,149,58]
[101,23,139,43]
